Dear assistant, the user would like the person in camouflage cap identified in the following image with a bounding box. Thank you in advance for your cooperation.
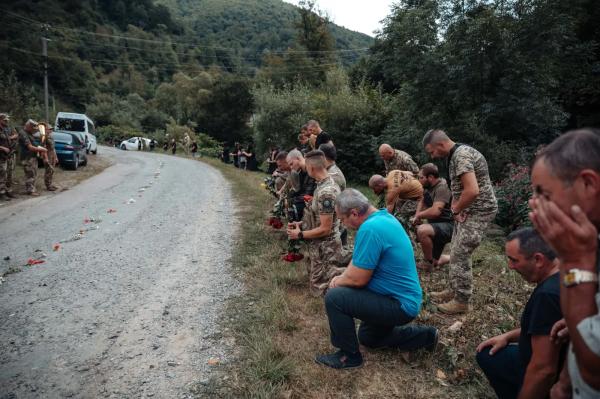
[0,113,17,200]
[287,150,351,296]
[423,129,498,314]
[379,144,419,176]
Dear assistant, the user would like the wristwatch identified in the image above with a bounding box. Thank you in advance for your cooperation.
[298,230,304,240]
[563,269,599,287]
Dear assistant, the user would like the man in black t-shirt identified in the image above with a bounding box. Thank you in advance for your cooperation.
[414,163,454,271]
[307,120,332,148]
[476,227,565,399]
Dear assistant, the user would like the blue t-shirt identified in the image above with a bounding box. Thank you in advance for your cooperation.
[352,209,423,317]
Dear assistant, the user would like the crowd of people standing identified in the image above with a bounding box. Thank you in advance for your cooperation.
[259,118,600,399]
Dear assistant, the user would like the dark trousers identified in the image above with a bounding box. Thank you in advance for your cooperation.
[324,287,437,354]
[476,344,525,399]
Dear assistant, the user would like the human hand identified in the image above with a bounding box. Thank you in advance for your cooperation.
[286,223,300,240]
[550,318,569,345]
[453,211,467,223]
[476,334,509,355]
[529,196,598,267]
[550,378,572,399]
[329,275,342,288]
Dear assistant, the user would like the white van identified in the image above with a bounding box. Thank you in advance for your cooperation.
[55,112,98,154]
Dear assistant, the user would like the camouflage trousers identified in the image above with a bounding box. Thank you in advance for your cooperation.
[21,157,38,194]
[0,156,13,194]
[308,236,352,297]
[393,199,419,249]
[448,212,497,303]
[44,153,56,188]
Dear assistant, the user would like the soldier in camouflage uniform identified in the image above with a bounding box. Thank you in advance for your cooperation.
[18,119,47,196]
[319,142,346,191]
[423,129,498,314]
[0,113,17,200]
[368,171,423,245]
[287,150,351,296]
[379,143,419,176]
[42,123,59,191]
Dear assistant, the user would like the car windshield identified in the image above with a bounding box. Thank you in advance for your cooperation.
[57,118,85,132]
[53,132,74,144]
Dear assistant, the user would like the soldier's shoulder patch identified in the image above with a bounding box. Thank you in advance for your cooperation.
[319,194,336,214]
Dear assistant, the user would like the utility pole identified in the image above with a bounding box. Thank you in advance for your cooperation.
[41,25,50,122]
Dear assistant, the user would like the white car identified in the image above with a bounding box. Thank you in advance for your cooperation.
[119,137,152,151]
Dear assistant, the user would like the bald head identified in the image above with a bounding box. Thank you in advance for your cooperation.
[379,144,395,161]
[369,174,386,194]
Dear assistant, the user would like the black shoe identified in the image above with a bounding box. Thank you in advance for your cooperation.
[315,350,363,370]
[0,193,11,201]
[5,191,15,198]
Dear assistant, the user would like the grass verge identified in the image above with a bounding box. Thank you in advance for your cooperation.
[195,158,531,399]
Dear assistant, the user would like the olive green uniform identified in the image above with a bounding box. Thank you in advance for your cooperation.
[44,135,57,189]
[0,126,15,195]
[448,145,498,303]
[18,129,41,194]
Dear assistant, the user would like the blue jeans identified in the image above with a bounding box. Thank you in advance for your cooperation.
[324,287,437,354]
[476,344,525,399]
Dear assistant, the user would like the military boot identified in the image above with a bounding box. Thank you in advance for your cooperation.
[429,289,454,302]
[438,299,470,315]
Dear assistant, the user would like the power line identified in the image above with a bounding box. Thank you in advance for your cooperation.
[0,9,370,55]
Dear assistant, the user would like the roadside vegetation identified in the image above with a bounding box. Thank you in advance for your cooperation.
[193,158,531,399]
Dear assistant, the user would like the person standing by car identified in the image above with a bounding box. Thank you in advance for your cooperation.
[18,119,47,196]
[41,123,59,192]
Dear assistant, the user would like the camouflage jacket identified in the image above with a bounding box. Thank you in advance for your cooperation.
[327,163,346,191]
[303,175,341,240]
[384,149,419,175]
[448,145,498,215]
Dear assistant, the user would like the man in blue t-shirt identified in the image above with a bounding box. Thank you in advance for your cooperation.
[476,227,565,398]
[315,188,438,369]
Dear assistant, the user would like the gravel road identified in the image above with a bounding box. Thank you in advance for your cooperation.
[0,147,240,398]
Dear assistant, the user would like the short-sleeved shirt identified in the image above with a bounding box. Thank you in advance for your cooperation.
[384,149,419,175]
[423,178,453,223]
[18,129,39,161]
[352,209,423,317]
[385,170,423,210]
[518,272,562,368]
[448,145,498,215]
[309,175,341,238]
[327,163,346,191]
[315,131,332,148]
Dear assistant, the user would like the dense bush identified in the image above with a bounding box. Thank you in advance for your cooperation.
[494,164,532,233]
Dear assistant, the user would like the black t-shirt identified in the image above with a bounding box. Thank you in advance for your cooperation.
[315,131,332,148]
[518,272,562,368]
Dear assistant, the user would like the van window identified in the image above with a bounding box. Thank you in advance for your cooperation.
[86,121,95,134]
[57,118,85,132]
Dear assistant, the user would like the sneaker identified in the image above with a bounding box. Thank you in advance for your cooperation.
[5,191,16,198]
[438,299,470,315]
[429,289,454,302]
[315,350,363,370]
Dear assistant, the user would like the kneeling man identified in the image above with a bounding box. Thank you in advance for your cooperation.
[476,227,564,399]
[315,188,437,369]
